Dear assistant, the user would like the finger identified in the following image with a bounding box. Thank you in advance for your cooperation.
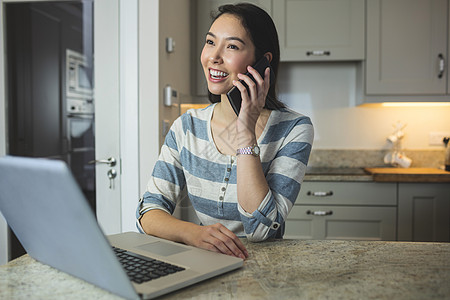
[216,225,249,259]
[206,235,236,257]
[199,241,223,255]
[200,226,237,257]
[233,79,251,102]
[264,67,271,87]
[202,225,243,258]
[217,224,247,252]
[246,65,264,86]
[237,73,257,99]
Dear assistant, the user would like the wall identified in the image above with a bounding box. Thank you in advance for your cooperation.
[278,62,450,150]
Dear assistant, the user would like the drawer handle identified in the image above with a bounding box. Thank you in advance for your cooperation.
[306,50,331,56]
[306,210,333,216]
[307,191,333,197]
[438,53,445,79]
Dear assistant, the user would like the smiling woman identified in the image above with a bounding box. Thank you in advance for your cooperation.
[136,3,314,259]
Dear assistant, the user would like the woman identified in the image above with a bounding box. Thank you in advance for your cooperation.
[136,3,313,259]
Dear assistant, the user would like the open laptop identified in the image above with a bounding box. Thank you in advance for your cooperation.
[0,156,243,299]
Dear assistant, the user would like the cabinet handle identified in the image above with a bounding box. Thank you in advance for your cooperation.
[306,210,333,216]
[307,191,333,197]
[438,54,445,79]
[306,50,330,56]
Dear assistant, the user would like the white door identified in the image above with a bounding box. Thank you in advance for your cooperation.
[94,0,122,235]
[95,0,140,235]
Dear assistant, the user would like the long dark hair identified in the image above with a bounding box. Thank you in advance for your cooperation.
[208,3,285,110]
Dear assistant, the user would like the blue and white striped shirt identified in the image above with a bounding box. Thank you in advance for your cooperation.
[136,104,313,241]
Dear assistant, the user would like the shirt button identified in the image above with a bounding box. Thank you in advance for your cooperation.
[221,187,226,191]
[224,178,229,182]
[227,168,231,172]
[219,196,224,200]
[271,222,281,230]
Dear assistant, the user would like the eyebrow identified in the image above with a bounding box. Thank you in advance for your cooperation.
[206,32,246,45]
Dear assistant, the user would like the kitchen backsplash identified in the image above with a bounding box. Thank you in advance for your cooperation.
[308,149,446,169]
[179,104,446,170]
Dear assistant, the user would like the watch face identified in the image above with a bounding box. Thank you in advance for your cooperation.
[253,145,260,156]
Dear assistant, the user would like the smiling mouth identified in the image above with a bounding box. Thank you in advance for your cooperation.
[209,69,229,80]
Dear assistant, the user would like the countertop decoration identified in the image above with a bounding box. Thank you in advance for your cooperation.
[1,239,449,299]
[383,121,412,168]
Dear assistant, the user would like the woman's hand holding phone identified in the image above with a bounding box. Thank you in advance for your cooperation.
[233,64,271,141]
[226,56,274,116]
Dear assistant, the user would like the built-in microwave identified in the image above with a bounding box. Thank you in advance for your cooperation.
[66,49,93,100]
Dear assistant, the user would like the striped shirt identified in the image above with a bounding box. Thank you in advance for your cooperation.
[136,103,314,242]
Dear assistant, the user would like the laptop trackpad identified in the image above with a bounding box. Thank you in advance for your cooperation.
[136,241,189,257]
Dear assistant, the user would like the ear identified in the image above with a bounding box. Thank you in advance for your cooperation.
[264,52,273,63]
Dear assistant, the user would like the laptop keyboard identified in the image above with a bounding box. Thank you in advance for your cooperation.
[113,247,185,284]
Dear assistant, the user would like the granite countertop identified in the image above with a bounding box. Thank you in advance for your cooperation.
[304,167,373,182]
[1,239,449,299]
[304,167,450,182]
[365,167,450,183]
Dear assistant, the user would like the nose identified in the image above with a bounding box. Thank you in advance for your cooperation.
[209,47,223,64]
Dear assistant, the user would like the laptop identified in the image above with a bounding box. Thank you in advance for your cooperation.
[0,156,243,299]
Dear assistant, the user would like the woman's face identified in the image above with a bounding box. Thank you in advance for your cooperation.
[200,14,255,96]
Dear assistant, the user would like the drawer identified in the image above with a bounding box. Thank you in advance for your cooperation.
[297,182,396,206]
[285,205,397,241]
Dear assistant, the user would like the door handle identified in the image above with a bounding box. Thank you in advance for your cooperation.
[88,157,117,167]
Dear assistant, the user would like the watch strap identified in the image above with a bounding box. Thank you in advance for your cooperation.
[236,144,260,156]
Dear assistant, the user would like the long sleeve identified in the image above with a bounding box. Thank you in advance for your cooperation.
[237,112,314,241]
[136,119,186,232]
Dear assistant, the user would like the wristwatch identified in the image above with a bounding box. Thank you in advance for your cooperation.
[236,144,260,157]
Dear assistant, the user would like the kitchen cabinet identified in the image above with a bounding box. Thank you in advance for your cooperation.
[398,183,450,242]
[285,182,397,240]
[272,0,364,61]
[193,0,272,97]
[364,0,449,101]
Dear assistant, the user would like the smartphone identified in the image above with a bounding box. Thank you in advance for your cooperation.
[226,56,275,115]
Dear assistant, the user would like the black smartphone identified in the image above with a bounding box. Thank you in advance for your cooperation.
[226,56,275,115]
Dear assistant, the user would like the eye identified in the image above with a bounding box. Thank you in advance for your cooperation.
[205,39,214,46]
[228,44,239,50]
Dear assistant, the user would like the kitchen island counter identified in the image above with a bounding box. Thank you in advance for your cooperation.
[1,239,449,299]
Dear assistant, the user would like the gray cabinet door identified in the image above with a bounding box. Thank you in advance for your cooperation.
[285,205,397,240]
[273,0,364,61]
[285,181,397,240]
[366,0,447,95]
[398,183,450,242]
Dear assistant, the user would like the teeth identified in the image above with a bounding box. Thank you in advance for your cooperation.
[210,69,228,79]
